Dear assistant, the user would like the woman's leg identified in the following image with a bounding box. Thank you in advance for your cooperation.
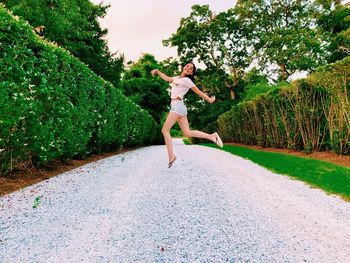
[162,112,180,163]
[177,115,216,142]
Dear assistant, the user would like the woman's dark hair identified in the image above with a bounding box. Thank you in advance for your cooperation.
[182,62,196,82]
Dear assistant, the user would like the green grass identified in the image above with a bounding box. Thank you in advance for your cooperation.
[182,138,191,145]
[183,139,350,201]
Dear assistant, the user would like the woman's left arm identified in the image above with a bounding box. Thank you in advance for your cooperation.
[191,86,216,103]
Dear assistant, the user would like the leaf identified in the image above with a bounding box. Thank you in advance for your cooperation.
[32,196,42,209]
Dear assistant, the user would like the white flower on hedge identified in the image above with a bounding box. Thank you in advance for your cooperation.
[0,149,4,153]
[28,84,36,94]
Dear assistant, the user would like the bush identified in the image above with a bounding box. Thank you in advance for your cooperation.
[0,6,162,175]
[217,57,350,155]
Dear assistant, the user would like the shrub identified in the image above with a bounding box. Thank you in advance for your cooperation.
[0,6,162,175]
[217,57,350,155]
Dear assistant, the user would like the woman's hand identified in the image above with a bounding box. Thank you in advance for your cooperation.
[151,69,159,76]
[208,95,216,104]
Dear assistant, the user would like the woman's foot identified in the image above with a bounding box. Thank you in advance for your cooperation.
[213,132,223,148]
[168,156,177,168]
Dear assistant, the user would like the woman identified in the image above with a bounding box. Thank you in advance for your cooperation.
[151,62,223,168]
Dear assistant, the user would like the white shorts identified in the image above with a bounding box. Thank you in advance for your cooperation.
[170,100,187,116]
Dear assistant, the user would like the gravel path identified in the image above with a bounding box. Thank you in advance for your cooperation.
[1,138,350,262]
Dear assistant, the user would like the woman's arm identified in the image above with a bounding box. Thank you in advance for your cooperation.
[191,86,216,103]
[151,69,173,82]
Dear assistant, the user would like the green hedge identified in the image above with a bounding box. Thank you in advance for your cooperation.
[218,56,350,155]
[0,6,162,175]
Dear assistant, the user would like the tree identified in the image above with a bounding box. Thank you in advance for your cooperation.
[235,0,331,81]
[243,67,269,85]
[1,0,123,87]
[317,2,350,63]
[121,78,168,124]
[163,5,250,99]
[121,54,169,124]
[123,54,159,80]
[184,67,235,131]
[159,57,181,77]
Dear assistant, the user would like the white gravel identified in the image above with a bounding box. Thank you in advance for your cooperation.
[1,138,350,262]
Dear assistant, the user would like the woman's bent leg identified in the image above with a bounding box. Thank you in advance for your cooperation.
[162,112,180,162]
[177,116,216,142]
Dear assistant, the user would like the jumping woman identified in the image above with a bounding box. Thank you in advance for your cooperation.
[151,62,224,168]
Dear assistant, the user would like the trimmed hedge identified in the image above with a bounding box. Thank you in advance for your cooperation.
[218,57,350,155]
[0,5,162,175]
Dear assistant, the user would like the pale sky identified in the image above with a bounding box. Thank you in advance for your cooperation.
[89,1,237,63]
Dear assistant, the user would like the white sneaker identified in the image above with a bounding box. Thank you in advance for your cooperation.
[214,132,223,148]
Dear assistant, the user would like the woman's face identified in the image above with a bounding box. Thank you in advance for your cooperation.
[182,63,194,75]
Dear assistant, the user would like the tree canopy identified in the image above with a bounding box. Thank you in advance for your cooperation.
[317,2,350,62]
[163,5,251,99]
[121,54,169,124]
[1,0,123,87]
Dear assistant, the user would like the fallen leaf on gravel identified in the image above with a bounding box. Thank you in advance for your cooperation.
[32,196,42,209]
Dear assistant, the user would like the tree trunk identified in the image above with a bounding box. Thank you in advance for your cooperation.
[279,63,288,81]
[228,67,239,99]
[230,89,235,99]
[224,80,235,100]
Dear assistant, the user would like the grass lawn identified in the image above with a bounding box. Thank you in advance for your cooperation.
[183,139,350,201]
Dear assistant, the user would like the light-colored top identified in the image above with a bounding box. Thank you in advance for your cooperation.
[170,76,195,99]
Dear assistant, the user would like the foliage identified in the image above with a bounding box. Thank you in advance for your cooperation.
[235,0,331,81]
[159,57,181,77]
[0,0,123,87]
[121,78,168,124]
[242,82,277,102]
[163,5,250,100]
[162,1,346,134]
[0,6,162,176]
[217,56,350,155]
[240,68,274,102]
[243,67,269,85]
[317,2,350,63]
[310,56,350,154]
[121,54,170,124]
[180,70,229,134]
[123,54,159,80]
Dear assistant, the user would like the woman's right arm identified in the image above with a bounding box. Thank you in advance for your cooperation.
[151,69,173,82]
